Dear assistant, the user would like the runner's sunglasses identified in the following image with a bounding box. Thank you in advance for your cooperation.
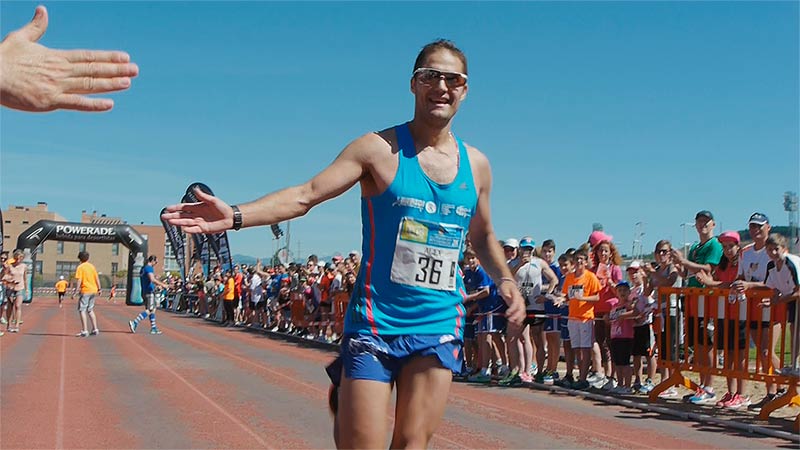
[413,68,468,88]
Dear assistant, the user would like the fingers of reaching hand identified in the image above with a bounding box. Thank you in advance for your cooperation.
[53,94,113,112]
[62,76,131,95]
[68,59,139,78]
[64,49,133,64]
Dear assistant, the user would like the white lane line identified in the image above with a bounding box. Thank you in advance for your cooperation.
[128,337,274,450]
[55,311,66,449]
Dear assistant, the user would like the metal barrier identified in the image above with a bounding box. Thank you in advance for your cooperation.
[648,287,798,427]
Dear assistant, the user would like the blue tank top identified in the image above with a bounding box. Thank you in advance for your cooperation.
[344,123,478,337]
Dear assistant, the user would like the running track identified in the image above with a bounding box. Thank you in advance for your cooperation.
[0,302,791,449]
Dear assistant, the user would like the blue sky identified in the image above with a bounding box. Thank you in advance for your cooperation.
[1,1,798,261]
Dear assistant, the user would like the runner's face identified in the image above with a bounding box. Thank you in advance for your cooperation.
[411,49,468,122]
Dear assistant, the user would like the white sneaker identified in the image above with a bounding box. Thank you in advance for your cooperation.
[587,372,601,384]
[591,376,609,390]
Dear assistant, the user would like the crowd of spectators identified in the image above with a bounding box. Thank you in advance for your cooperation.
[161,210,798,416]
[165,251,362,343]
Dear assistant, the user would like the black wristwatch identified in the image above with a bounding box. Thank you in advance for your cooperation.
[231,205,243,231]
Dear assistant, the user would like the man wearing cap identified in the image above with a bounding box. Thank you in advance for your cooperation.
[508,237,559,385]
[731,213,783,410]
[671,210,723,403]
[502,239,520,268]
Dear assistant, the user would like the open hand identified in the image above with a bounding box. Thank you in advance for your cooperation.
[0,6,138,112]
[161,188,234,234]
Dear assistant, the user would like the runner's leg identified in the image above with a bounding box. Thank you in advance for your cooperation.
[390,355,453,449]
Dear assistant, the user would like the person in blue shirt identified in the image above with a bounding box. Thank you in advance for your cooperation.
[129,255,169,335]
[163,39,525,449]
[463,248,506,383]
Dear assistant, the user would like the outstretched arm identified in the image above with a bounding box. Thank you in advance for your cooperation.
[162,133,378,234]
[466,148,525,330]
[0,6,139,112]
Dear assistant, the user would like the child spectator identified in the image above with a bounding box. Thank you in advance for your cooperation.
[628,261,657,394]
[696,231,750,408]
[608,281,637,394]
[590,239,624,389]
[563,249,602,390]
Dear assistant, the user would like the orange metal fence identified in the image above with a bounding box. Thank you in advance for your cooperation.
[649,287,798,427]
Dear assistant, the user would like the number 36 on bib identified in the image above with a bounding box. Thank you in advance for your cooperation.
[390,217,464,291]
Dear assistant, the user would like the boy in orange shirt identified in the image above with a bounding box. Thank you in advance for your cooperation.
[73,251,101,337]
[563,249,602,389]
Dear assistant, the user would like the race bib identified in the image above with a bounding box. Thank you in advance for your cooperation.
[568,285,584,300]
[390,217,463,291]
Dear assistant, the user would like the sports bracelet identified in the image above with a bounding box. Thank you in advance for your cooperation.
[497,277,517,288]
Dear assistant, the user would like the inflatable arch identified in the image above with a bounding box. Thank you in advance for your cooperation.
[16,220,148,306]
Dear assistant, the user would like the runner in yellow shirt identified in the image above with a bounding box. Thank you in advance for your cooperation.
[55,276,68,308]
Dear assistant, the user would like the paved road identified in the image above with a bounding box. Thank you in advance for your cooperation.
[0,302,792,449]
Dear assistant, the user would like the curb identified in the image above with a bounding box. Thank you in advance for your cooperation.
[165,309,798,443]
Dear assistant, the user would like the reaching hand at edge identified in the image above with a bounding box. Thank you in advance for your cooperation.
[0,5,139,112]
[161,188,234,234]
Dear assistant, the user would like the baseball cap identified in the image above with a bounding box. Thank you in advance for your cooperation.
[718,230,741,244]
[748,212,769,226]
[317,261,326,267]
[349,250,359,257]
[626,260,642,271]
[616,281,631,288]
[59,275,65,280]
[588,230,613,247]
[695,210,714,221]
[502,238,519,248]
[518,237,535,248]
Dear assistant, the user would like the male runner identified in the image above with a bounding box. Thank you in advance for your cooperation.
[163,39,524,448]
[129,255,169,335]
[55,275,68,308]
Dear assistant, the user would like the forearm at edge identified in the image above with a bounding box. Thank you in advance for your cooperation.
[240,185,312,228]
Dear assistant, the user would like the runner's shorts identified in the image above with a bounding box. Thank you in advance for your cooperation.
[325,333,463,386]
[142,292,156,310]
[78,294,96,312]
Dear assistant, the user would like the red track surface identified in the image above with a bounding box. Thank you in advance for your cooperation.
[0,301,790,449]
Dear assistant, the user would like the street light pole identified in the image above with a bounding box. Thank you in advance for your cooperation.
[680,222,694,256]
